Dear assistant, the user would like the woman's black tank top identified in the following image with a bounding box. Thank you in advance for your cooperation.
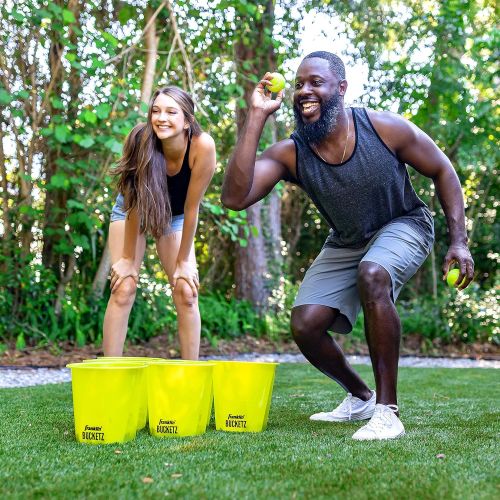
[167,139,191,216]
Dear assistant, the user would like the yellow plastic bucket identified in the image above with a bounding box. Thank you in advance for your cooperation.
[67,362,147,444]
[212,361,278,432]
[147,362,214,438]
[82,358,210,431]
[149,360,215,431]
[81,358,162,430]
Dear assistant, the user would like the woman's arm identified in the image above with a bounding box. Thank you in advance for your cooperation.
[173,133,216,295]
[110,206,140,292]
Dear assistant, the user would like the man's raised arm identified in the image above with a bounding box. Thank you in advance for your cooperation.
[222,74,289,210]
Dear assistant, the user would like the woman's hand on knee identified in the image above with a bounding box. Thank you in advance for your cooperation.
[110,258,138,293]
[172,260,199,297]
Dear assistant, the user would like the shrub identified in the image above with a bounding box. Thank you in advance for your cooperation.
[1,265,497,348]
[398,282,499,344]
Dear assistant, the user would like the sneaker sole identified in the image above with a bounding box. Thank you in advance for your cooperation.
[352,429,406,441]
[310,408,376,422]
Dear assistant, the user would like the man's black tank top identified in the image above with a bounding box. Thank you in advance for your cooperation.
[290,107,434,248]
[167,139,191,216]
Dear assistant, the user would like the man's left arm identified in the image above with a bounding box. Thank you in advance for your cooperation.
[373,111,474,290]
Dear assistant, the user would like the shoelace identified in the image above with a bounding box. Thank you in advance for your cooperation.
[335,393,354,419]
[365,405,399,432]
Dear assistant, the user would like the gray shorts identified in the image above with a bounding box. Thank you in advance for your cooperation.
[293,221,434,334]
[110,193,184,234]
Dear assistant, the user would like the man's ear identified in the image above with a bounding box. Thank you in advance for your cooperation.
[339,79,348,96]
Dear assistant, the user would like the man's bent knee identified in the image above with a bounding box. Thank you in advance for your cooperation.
[291,305,337,346]
[357,262,392,302]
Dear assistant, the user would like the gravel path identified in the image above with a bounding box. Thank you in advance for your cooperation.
[1,354,498,389]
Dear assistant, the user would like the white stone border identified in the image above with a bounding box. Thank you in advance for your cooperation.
[1,354,498,389]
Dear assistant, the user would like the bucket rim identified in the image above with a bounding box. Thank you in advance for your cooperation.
[66,363,147,369]
[207,360,279,366]
[92,356,166,360]
[82,359,158,363]
[147,361,216,367]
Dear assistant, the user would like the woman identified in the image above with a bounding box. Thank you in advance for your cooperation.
[103,86,216,359]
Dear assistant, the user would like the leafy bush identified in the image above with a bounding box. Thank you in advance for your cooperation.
[199,293,265,344]
[398,282,499,344]
[1,262,497,348]
[262,278,297,340]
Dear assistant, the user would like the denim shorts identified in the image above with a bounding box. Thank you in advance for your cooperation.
[293,221,434,334]
[110,193,184,234]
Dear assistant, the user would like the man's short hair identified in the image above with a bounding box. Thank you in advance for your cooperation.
[303,51,346,80]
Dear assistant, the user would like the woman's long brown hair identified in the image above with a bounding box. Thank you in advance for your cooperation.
[114,86,202,238]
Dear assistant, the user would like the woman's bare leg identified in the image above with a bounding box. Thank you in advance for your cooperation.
[102,221,146,356]
[156,231,200,360]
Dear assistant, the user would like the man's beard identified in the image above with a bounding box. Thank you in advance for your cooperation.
[294,91,342,144]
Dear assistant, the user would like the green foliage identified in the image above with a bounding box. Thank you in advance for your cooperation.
[15,333,26,350]
[0,0,497,349]
[126,289,176,343]
[399,282,499,344]
[343,0,499,290]
[199,294,265,344]
[0,255,497,347]
[203,199,253,247]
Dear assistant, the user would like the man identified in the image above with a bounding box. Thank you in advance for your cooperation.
[221,51,474,440]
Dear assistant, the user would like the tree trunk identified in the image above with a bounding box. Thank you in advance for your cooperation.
[141,6,159,107]
[233,0,279,313]
[235,201,269,312]
[41,13,66,270]
[92,244,112,296]
[0,126,8,243]
[42,0,82,275]
[41,0,82,317]
[92,5,159,297]
[0,126,9,274]
[55,253,77,315]
[234,74,269,309]
[281,185,306,269]
[17,137,33,263]
[262,115,283,287]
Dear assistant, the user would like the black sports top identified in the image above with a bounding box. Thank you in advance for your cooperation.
[291,108,434,248]
[167,139,191,216]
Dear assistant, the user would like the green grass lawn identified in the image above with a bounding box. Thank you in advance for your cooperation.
[1,365,498,499]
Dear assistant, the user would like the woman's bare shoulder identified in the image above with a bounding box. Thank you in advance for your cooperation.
[191,132,215,153]
[189,132,216,174]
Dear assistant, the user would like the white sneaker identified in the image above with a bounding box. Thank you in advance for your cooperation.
[352,404,405,440]
[309,391,376,422]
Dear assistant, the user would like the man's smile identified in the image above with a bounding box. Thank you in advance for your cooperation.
[301,101,320,116]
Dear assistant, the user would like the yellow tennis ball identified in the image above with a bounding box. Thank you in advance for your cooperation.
[267,73,286,93]
[446,268,465,287]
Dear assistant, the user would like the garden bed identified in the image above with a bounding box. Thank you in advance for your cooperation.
[1,333,498,368]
